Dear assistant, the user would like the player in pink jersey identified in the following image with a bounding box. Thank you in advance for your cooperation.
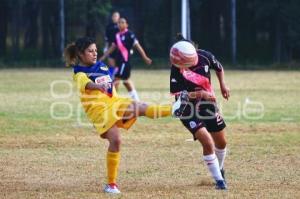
[101,17,152,101]
[170,34,230,190]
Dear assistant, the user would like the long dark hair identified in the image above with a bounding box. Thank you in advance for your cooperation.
[63,37,96,67]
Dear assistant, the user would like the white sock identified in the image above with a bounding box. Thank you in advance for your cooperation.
[215,147,227,169]
[129,90,140,101]
[203,153,223,181]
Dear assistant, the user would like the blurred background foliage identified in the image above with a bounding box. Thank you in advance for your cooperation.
[0,0,300,68]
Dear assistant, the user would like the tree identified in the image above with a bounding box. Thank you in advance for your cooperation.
[231,0,237,65]
[11,0,22,60]
[0,0,8,57]
[59,0,65,57]
[24,0,39,49]
[86,0,111,38]
[170,0,180,43]
[251,0,300,62]
[133,0,145,44]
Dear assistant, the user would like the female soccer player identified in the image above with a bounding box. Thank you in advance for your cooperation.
[170,36,230,190]
[100,17,152,101]
[103,11,120,77]
[64,37,172,194]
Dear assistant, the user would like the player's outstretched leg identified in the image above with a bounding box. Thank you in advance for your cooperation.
[122,101,172,119]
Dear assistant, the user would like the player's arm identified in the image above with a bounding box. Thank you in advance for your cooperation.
[103,41,109,53]
[207,51,230,100]
[73,72,110,92]
[103,35,109,53]
[134,42,152,65]
[215,69,230,100]
[85,82,111,92]
[187,90,216,102]
[100,42,116,61]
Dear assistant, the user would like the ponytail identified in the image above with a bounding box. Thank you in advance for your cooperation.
[175,32,198,49]
[176,33,185,42]
[64,43,77,67]
[63,37,96,67]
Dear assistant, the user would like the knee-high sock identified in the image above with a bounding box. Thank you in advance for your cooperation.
[107,151,120,184]
[215,147,227,169]
[203,153,223,181]
[145,105,171,119]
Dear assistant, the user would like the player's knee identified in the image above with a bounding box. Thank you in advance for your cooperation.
[114,80,120,86]
[110,136,122,148]
[215,136,227,149]
[202,141,214,154]
[197,136,215,154]
[217,140,227,149]
[122,80,128,85]
[136,103,148,116]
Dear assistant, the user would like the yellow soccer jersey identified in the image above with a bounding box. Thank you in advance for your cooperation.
[73,62,136,134]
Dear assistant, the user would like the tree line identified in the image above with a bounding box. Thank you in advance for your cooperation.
[0,0,300,67]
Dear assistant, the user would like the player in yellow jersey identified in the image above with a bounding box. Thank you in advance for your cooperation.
[64,37,174,194]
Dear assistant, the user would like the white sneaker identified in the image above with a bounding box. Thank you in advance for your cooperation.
[172,90,189,117]
[103,183,121,194]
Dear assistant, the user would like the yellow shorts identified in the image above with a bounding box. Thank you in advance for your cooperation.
[82,96,136,135]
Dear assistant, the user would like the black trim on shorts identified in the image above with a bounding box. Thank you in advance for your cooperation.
[179,101,226,140]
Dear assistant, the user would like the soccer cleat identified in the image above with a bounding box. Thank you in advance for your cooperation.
[215,180,227,190]
[220,168,225,181]
[172,90,189,117]
[103,183,121,194]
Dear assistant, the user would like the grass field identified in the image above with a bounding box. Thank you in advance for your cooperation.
[0,69,300,198]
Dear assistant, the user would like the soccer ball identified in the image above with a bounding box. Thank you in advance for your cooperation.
[170,41,198,68]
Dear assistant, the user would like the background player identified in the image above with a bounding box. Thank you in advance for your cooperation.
[103,11,120,78]
[170,35,230,190]
[100,17,152,101]
[64,37,173,194]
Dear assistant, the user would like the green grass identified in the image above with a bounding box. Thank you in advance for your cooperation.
[0,69,300,198]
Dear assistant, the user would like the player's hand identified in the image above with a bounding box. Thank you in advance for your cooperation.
[100,82,111,91]
[144,57,152,65]
[95,76,112,92]
[201,91,216,102]
[220,85,230,100]
[94,82,111,92]
[103,47,108,53]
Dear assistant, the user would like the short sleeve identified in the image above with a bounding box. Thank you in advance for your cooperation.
[73,72,92,92]
[206,51,223,72]
[130,32,139,46]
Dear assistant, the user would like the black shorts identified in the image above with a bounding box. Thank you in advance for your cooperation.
[180,101,226,140]
[115,60,131,80]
